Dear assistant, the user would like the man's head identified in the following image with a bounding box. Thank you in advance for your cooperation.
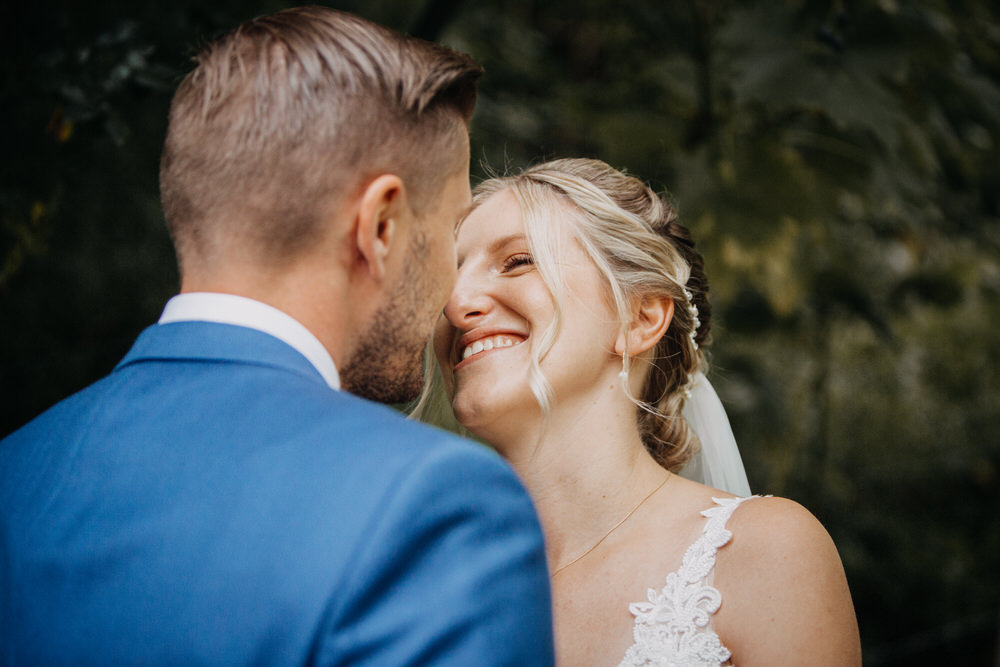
[160,6,481,402]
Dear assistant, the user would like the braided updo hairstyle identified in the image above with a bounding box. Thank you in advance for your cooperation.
[470,158,712,472]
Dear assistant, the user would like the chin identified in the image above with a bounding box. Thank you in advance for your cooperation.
[450,397,488,433]
[342,351,426,405]
[452,385,536,443]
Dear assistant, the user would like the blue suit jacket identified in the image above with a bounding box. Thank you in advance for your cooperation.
[0,322,554,665]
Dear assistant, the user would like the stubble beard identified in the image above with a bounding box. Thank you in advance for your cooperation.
[339,234,434,405]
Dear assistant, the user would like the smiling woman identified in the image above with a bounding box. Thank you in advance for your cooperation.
[419,157,861,666]
[433,187,621,437]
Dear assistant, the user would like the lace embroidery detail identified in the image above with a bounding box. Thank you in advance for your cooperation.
[618,496,758,667]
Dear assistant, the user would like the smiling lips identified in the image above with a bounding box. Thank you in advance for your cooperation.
[455,333,526,368]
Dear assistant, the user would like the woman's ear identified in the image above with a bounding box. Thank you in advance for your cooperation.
[354,174,408,281]
[614,295,674,355]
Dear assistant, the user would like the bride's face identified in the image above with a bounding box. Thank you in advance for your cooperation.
[433,189,621,434]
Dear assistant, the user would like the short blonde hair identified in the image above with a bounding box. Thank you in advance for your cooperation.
[160,6,481,271]
[441,158,711,472]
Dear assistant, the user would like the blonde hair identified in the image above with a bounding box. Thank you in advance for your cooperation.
[160,6,481,272]
[423,158,711,472]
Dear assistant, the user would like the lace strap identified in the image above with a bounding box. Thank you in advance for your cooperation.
[619,496,761,667]
[678,496,758,585]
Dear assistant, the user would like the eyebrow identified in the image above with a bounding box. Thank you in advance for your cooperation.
[457,232,528,267]
[487,232,528,254]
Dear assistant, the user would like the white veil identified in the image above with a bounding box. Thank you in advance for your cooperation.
[679,371,752,496]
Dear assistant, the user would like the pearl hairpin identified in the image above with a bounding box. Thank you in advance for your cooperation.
[682,287,700,399]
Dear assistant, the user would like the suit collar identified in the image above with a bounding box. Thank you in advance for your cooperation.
[158,293,339,389]
[116,321,331,388]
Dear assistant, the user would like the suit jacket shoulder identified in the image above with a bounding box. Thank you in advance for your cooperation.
[0,322,554,665]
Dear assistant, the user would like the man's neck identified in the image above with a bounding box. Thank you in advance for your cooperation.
[179,263,354,374]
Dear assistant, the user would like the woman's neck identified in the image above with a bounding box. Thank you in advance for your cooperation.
[476,381,670,573]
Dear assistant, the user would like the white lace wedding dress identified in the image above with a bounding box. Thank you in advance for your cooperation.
[618,496,757,667]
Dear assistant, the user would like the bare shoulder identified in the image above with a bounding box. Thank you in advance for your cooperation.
[720,495,847,603]
[714,495,862,667]
[726,495,837,561]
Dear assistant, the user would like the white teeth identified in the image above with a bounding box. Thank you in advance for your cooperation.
[460,334,522,362]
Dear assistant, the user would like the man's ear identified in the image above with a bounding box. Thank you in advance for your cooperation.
[614,295,674,355]
[354,174,409,282]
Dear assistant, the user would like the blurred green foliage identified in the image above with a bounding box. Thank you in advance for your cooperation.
[2,1,998,663]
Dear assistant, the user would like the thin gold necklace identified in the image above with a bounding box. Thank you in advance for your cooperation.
[550,473,671,578]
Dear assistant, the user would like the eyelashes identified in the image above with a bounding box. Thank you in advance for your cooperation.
[501,253,534,273]
[454,253,533,273]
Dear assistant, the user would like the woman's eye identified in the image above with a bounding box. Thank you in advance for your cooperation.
[501,253,534,272]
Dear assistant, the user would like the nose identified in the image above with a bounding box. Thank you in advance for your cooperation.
[442,265,494,328]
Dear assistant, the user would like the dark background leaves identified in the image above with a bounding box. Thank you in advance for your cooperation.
[2,1,997,663]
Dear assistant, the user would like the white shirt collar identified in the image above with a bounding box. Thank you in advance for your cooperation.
[158,292,340,390]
